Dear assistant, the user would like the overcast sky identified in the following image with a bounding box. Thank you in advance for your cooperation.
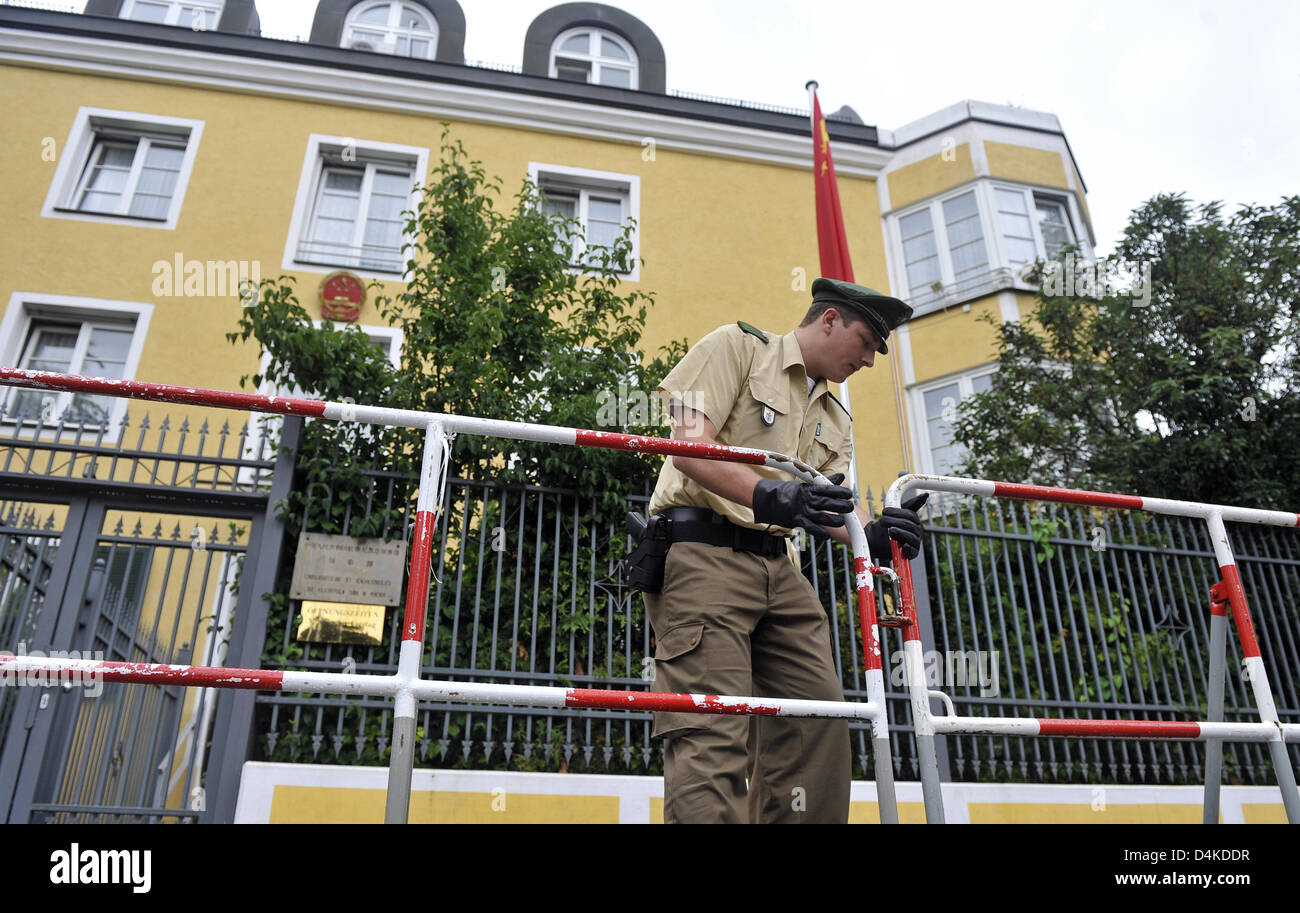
[66,0,1299,255]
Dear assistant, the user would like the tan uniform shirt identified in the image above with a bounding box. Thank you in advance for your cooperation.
[648,323,854,536]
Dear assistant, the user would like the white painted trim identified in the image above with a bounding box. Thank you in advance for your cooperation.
[549,26,638,90]
[906,364,998,475]
[528,161,641,282]
[895,324,915,386]
[892,100,1064,149]
[233,762,1288,824]
[0,290,154,440]
[997,290,1021,324]
[0,28,891,177]
[342,0,438,59]
[40,106,204,231]
[280,134,430,282]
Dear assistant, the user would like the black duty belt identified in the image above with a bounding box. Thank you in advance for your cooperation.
[659,507,789,558]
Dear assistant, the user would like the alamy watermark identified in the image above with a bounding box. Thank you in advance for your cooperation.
[1,643,104,698]
[595,382,707,433]
[1040,254,1152,308]
[152,253,261,301]
[887,648,1000,697]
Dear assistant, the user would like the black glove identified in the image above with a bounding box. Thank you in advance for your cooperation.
[752,473,854,541]
[867,494,929,562]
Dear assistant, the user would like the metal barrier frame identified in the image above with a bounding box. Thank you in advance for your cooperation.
[885,473,1300,824]
[0,368,900,824]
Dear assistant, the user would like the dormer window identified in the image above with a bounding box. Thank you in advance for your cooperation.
[120,0,224,29]
[549,28,637,88]
[342,1,438,59]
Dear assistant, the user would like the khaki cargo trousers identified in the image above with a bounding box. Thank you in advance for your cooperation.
[643,541,851,823]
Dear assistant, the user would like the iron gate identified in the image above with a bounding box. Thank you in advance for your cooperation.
[0,405,296,823]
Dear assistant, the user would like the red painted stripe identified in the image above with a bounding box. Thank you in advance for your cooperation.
[1037,718,1202,738]
[1210,601,1230,617]
[992,482,1143,510]
[892,540,921,641]
[0,655,284,690]
[566,687,781,715]
[1219,564,1261,658]
[0,368,327,417]
[855,556,882,671]
[402,510,436,643]
[574,429,768,464]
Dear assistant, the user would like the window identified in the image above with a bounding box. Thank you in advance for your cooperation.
[44,108,203,230]
[0,294,152,433]
[995,186,1079,268]
[529,163,640,280]
[71,135,185,220]
[283,136,428,279]
[550,28,638,88]
[896,189,991,304]
[241,324,402,476]
[891,182,1087,312]
[342,1,438,59]
[121,0,223,29]
[1035,195,1076,259]
[911,369,995,476]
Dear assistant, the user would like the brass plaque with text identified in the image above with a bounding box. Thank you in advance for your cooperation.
[289,532,406,606]
[296,601,385,645]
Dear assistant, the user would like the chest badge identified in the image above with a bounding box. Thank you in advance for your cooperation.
[816,422,822,437]
[761,404,776,427]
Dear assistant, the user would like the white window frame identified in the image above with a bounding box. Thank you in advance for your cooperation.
[988,183,1085,279]
[528,162,641,282]
[42,108,204,231]
[282,135,429,281]
[891,185,998,311]
[549,27,638,89]
[887,180,1091,316]
[341,1,438,59]
[907,366,998,477]
[240,322,404,479]
[0,292,153,439]
[120,0,224,30]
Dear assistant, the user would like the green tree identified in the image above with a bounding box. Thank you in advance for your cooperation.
[228,129,685,771]
[229,127,686,527]
[952,193,1300,509]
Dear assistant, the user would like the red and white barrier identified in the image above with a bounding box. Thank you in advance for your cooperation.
[0,368,898,823]
[885,473,1300,825]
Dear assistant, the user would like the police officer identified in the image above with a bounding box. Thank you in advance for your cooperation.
[644,277,927,824]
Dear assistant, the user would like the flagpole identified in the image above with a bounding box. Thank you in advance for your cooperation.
[806,80,864,505]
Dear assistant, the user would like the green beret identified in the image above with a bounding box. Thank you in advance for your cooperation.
[810,277,913,354]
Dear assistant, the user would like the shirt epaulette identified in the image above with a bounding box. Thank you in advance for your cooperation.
[826,388,853,421]
[736,321,769,343]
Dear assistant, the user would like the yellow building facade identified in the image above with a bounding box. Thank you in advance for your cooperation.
[0,2,1094,499]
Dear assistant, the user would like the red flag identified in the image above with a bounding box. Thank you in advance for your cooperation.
[810,88,855,282]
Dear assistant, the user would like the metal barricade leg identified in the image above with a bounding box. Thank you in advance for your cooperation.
[1202,598,1228,825]
[855,557,898,823]
[1205,512,1300,824]
[385,421,446,824]
[892,545,945,823]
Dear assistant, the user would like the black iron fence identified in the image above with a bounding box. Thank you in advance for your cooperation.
[257,460,1300,786]
[913,492,1300,785]
[2,400,1297,797]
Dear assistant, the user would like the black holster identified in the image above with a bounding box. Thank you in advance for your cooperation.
[624,512,672,594]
